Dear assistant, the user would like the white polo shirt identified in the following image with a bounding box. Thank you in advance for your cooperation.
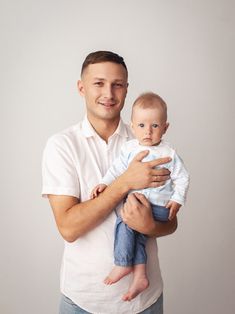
[42,116,163,314]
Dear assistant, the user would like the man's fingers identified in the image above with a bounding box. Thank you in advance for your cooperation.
[126,193,139,206]
[151,172,170,180]
[148,157,171,168]
[148,179,169,188]
[165,202,171,209]
[169,209,177,221]
[132,150,149,162]
[151,169,171,182]
[126,193,150,210]
[121,204,129,223]
[133,192,149,207]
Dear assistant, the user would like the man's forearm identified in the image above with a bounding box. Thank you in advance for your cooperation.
[50,175,129,242]
[147,217,178,238]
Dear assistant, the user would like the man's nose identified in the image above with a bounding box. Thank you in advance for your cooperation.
[103,84,113,98]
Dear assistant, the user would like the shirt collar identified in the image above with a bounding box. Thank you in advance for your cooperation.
[81,116,96,137]
[81,115,129,139]
[113,118,129,138]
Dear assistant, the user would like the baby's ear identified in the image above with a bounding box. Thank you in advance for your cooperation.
[164,122,169,133]
[130,121,134,131]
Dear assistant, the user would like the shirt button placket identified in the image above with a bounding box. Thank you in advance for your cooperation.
[107,138,114,168]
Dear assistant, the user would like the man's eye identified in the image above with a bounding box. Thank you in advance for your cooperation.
[113,83,123,88]
[152,124,159,128]
[138,123,144,128]
[94,82,103,86]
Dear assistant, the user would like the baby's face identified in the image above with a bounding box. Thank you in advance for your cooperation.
[131,107,169,146]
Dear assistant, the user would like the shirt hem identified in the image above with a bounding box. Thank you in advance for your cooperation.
[41,187,79,198]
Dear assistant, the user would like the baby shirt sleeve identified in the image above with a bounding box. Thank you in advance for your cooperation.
[101,144,129,186]
[41,135,80,198]
[169,152,190,205]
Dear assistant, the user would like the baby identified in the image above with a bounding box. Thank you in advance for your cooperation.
[91,92,190,301]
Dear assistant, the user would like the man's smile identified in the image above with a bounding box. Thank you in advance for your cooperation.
[98,101,116,107]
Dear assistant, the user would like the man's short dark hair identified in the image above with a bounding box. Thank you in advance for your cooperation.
[81,51,128,76]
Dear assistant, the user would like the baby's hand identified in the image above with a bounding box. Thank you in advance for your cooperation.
[166,201,181,220]
[90,184,107,199]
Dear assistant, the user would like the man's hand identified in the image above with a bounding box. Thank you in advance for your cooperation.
[121,193,154,234]
[120,150,171,191]
[121,192,177,237]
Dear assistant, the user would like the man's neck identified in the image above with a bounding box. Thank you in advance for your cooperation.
[87,115,121,143]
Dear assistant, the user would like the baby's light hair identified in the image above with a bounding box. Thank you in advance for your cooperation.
[131,92,168,122]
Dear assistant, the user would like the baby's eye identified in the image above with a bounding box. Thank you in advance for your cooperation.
[138,123,145,128]
[152,124,159,128]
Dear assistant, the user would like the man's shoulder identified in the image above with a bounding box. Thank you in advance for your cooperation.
[46,122,83,148]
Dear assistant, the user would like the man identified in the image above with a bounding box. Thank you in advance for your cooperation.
[42,51,177,314]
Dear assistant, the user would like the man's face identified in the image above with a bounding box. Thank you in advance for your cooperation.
[131,107,169,146]
[78,62,128,122]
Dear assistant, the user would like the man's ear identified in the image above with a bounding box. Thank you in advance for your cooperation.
[77,80,85,96]
[125,82,129,97]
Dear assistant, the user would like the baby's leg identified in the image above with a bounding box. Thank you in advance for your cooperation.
[152,204,169,222]
[104,216,135,285]
[104,265,133,285]
[122,264,149,301]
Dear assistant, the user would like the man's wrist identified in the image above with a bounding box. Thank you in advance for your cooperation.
[146,220,160,237]
[114,173,131,194]
[148,218,178,238]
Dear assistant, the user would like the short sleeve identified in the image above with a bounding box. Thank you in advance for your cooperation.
[41,135,80,198]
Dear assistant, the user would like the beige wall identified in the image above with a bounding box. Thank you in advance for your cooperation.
[1,0,234,313]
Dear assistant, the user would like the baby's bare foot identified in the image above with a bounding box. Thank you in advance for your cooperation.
[104,266,133,285]
[122,270,149,301]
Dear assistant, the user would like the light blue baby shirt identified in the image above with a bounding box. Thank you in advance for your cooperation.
[101,139,190,206]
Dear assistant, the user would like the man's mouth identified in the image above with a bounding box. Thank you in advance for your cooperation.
[98,101,116,107]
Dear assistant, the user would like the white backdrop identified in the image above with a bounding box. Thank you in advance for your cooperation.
[1,1,234,313]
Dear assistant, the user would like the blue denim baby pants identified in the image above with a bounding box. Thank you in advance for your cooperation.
[114,204,169,266]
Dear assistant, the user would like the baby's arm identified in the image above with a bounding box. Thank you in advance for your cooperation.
[90,184,107,199]
[169,152,190,207]
[165,151,189,220]
[90,146,130,199]
[166,201,181,221]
